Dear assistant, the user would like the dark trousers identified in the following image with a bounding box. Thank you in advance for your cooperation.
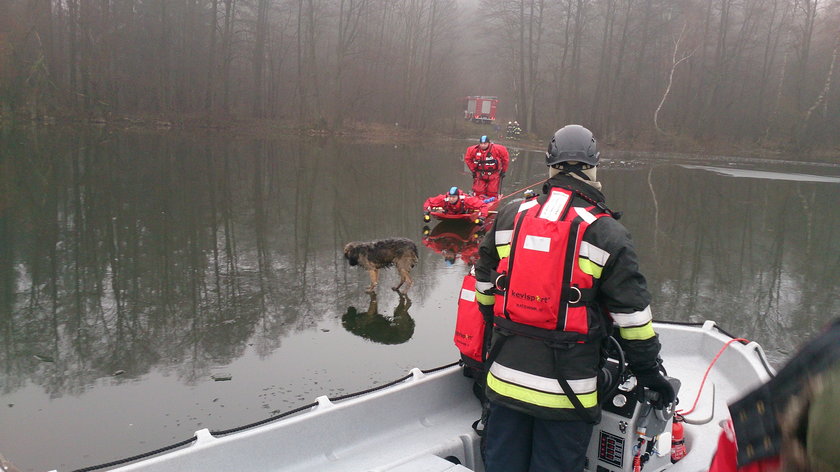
[484,402,593,472]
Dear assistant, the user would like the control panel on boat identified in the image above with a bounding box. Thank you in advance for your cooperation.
[585,360,681,472]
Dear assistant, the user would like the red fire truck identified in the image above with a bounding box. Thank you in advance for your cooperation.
[464,96,498,124]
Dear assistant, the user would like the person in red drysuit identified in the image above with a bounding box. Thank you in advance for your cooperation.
[423,187,489,223]
[464,135,509,199]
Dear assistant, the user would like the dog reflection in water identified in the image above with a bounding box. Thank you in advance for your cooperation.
[342,292,415,345]
[343,238,418,293]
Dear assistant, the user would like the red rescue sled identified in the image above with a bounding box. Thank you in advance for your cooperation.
[428,211,480,222]
[427,196,499,223]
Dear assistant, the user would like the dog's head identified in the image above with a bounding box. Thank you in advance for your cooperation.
[344,242,360,266]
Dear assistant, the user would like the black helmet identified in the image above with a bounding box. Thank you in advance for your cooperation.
[479,135,490,144]
[448,186,459,196]
[546,125,599,167]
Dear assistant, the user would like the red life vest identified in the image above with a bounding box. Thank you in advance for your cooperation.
[502,188,607,335]
[444,195,466,214]
[454,273,487,369]
[472,146,500,173]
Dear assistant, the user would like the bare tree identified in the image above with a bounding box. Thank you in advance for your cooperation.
[205,0,220,115]
[334,0,369,125]
[220,0,238,114]
[793,0,821,111]
[654,23,695,135]
[798,28,840,142]
[252,0,272,117]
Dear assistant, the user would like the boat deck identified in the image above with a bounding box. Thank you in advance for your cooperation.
[115,367,483,472]
[104,321,772,472]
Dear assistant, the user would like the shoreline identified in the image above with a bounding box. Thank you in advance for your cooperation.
[5,114,839,164]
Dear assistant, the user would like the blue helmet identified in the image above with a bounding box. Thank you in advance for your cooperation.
[448,186,459,196]
[479,135,489,144]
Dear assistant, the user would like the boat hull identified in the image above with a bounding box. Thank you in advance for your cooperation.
[429,211,479,222]
[87,321,772,472]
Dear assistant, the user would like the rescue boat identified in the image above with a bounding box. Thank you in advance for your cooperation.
[60,320,774,472]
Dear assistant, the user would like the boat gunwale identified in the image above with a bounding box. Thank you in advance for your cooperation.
[66,321,775,472]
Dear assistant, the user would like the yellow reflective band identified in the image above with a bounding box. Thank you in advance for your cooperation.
[619,321,656,341]
[496,244,511,259]
[578,258,603,279]
[487,372,598,409]
[475,291,495,306]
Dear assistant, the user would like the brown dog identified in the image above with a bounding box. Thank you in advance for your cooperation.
[343,238,418,293]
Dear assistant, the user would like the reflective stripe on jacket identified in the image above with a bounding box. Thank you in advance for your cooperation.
[474,174,662,421]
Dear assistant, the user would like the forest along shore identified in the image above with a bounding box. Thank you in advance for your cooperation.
[5,117,838,164]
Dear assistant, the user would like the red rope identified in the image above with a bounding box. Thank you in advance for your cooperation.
[498,179,545,203]
[677,337,750,416]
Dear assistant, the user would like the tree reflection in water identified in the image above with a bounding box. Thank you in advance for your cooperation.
[0,128,452,398]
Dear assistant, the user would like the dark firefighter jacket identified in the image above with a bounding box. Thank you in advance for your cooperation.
[473,173,663,421]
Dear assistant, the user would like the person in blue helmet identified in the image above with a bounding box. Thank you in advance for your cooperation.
[464,136,509,199]
[423,186,489,223]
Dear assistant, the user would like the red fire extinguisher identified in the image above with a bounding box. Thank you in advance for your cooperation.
[671,414,687,463]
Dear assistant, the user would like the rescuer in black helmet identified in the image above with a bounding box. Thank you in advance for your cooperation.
[474,124,673,472]
[545,124,601,189]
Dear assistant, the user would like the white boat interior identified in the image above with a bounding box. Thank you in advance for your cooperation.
[72,321,773,472]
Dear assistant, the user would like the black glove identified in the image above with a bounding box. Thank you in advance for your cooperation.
[471,171,477,178]
[500,172,506,178]
[634,370,675,407]
[477,303,494,320]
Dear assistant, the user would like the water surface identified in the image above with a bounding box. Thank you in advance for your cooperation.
[1,128,838,471]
